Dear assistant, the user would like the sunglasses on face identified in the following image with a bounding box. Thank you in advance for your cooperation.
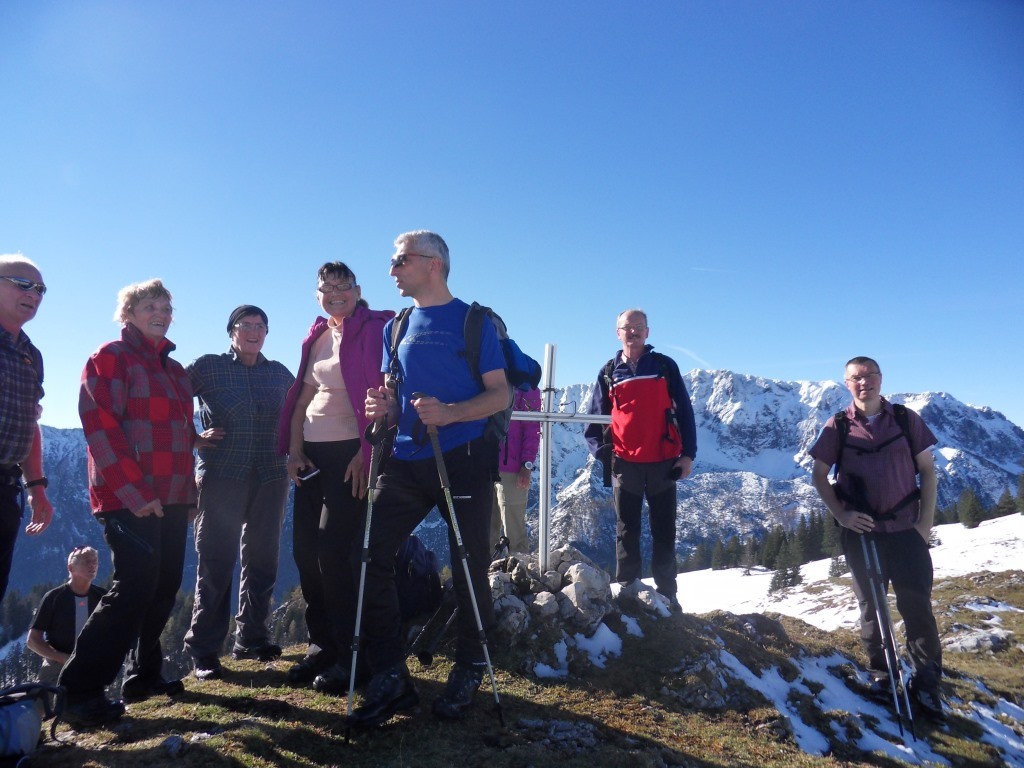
[0,276,47,296]
[389,253,435,269]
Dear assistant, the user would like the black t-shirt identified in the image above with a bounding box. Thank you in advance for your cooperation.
[29,583,105,653]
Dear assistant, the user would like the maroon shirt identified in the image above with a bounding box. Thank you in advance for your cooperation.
[809,399,936,533]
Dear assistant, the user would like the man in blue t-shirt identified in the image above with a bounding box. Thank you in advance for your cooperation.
[350,230,509,727]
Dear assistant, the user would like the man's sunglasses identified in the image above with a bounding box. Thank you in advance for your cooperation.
[389,253,435,269]
[0,276,47,296]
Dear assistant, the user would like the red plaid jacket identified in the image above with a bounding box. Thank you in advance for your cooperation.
[79,324,198,514]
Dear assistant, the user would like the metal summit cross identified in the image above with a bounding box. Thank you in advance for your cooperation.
[509,344,609,573]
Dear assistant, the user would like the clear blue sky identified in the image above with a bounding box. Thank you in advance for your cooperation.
[3,1,1023,430]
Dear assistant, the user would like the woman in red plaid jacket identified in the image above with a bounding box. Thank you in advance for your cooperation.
[59,278,218,729]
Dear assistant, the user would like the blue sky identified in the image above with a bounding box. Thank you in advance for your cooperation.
[3,1,1023,430]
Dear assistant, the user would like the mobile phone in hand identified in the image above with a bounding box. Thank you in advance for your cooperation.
[297,467,321,481]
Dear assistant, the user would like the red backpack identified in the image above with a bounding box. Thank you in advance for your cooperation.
[602,355,683,463]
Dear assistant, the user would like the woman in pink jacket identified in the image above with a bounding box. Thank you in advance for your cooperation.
[277,262,394,692]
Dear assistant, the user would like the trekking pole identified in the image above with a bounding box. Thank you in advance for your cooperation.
[423,422,505,727]
[345,419,392,735]
[859,533,916,741]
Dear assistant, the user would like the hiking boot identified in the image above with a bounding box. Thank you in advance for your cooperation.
[64,693,126,729]
[431,663,484,720]
[313,662,350,695]
[867,676,892,702]
[121,675,185,703]
[286,653,334,685]
[194,656,223,681]
[232,642,282,662]
[909,678,946,723]
[345,662,419,727]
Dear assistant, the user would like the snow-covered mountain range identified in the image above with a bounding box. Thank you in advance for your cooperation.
[12,370,1023,596]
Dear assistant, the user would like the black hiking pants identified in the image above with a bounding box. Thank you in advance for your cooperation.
[612,456,678,598]
[361,437,497,671]
[841,527,942,686]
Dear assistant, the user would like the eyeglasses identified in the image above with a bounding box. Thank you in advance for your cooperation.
[617,325,647,333]
[317,282,355,294]
[389,253,435,269]
[0,276,47,296]
[233,322,268,333]
[845,372,880,384]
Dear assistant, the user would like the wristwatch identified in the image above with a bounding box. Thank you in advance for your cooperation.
[522,461,535,471]
[24,476,48,489]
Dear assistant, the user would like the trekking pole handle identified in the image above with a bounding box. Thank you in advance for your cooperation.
[364,419,392,446]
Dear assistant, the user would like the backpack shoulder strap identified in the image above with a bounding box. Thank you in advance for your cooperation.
[650,351,680,401]
[601,358,616,388]
[462,302,486,389]
[832,410,850,481]
[387,307,414,385]
[892,403,910,438]
[891,403,920,475]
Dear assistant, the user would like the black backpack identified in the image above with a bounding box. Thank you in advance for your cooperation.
[388,302,542,443]
[395,535,444,622]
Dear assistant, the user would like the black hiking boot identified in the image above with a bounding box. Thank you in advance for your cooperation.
[193,656,223,681]
[431,663,484,720]
[232,642,282,662]
[64,693,126,729]
[866,674,891,702]
[121,675,185,703]
[909,677,946,723]
[286,653,334,684]
[345,662,419,727]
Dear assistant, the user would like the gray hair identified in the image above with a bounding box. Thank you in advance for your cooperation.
[114,278,173,324]
[0,253,40,273]
[395,230,450,279]
[68,546,99,568]
[616,308,648,327]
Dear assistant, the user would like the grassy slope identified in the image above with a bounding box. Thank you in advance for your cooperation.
[35,570,1024,768]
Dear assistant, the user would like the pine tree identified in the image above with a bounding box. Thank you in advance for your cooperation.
[993,488,1016,519]
[822,509,841,556]
[710,539,726,570]
[725,537,744,569]
[958,487,986,529]
[760,526,785,570]
[828,555,849,577]
[1017,473,1024,515]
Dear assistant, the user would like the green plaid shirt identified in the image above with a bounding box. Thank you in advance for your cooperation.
[188,348,295,483]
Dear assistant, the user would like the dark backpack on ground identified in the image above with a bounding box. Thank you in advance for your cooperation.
[832,403,920,520]
[395,534,444,622]
[0,683,64,765]
[388,302,542,444]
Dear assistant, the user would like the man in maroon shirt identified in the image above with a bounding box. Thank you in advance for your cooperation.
[809,356,943,722]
